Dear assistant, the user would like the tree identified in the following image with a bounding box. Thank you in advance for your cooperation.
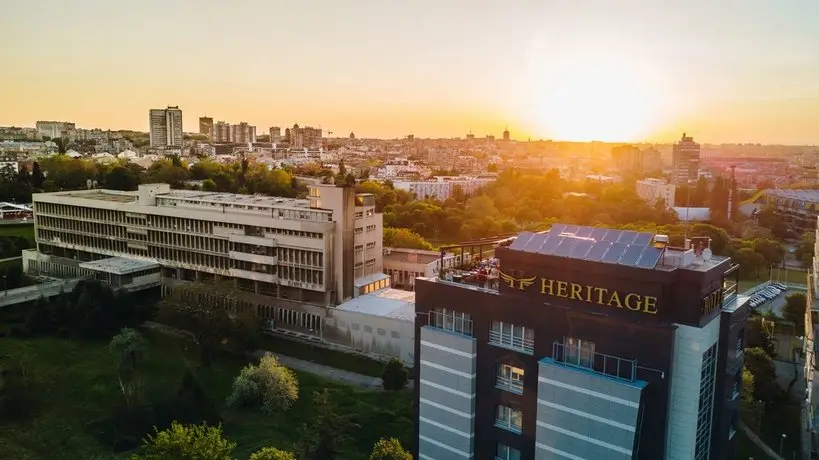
[752,238,785,270]
[131,422,235,460]
[381,358,409,391]
[31,161,45,189]
[105,165,140,191]
[156,283,235,366]
[794,231,816,268]
[740,367,764,431]
[369,438,412,460]
[109,328,148,372]
[733,247,765,278]
[298,389,358,460]
[227,354,299,413]
[250,447,297,460]
[745,316,776,357]
[201,178,217,191]
[782,292,807,334]
[744,347,779,401]
[25,296,55,336]
[384,227,433,250]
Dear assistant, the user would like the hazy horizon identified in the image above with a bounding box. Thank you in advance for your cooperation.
[2,0,819,145]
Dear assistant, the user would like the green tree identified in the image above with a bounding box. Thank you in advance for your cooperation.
[744,347,779,401]
[227,354,299,413]
[250,447,297,460]
[782,292,807,334]
[384,227,433,250]
[109,328,148,372]
[131,422,235,460]
[105,165,140,191]
[733,247,765,278]
[369,438,412,460]
[298,389,358,460]
[745,316,776,357]
[752,238,785,270]
[25,296,55,336]
[794,231,816,268]
[381,358,409,391]
[201,178,218,191]
[740,367,765,431]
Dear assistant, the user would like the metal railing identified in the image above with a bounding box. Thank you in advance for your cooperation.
[551,341,637,382]
[428,310,474,337]
[494,417,522,434]
[495,375,524,394]
[489,330,534,354]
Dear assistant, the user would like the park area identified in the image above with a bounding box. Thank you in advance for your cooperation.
[0,330,413,459]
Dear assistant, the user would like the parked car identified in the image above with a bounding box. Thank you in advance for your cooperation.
[773,283,787,290]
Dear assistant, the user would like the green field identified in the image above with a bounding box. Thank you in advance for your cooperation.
[0,333,413,459]
[0,223,34,241]
[738,268,809,294]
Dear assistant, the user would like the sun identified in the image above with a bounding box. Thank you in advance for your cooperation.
[529,56,663,142]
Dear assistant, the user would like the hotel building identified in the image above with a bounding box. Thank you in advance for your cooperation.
[413,224,749,460]
[28,183,385,334]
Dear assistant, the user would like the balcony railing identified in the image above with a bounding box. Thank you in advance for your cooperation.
[428,310,474,337]
[551,341,637,382]
[496,375,524,395]
[494,417,522,434]
[489,330,534,355]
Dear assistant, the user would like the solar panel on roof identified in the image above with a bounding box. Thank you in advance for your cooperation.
[585,240,611,261]
[522,233,548,252]
[508,232,534,250]
[549,223,567,235]
[619,244,644,266]
[569,239,595,259]
[601,242,628,263]
[539,235,563,254]
[562,225,579,236]
[632,232,654,246]
[553,237,579,257]
[574,226,593,238]
[617,231,638,244]
[636,246,663,269]
[589,228,608,241]
[602,230,622,242]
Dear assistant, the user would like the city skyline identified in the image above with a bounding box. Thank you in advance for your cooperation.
[2,1,819,144]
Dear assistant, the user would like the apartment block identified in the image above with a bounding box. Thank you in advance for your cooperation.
[636,178,676,207]
[149,106,183,148]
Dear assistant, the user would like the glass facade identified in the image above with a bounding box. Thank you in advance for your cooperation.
[695,342,718,460]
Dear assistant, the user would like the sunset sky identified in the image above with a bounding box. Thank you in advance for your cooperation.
[2,0,819,144]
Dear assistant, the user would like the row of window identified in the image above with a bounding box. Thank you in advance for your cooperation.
[336,319,402,339]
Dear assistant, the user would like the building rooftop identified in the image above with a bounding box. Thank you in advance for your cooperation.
[59,190,137,203]
[336,288,416,321]
[384,248,441,266]
[767,189,819,202]
[79,257,160,275]
[162,190,310,209]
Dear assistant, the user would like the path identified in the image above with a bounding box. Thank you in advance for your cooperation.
[740,422,785,460]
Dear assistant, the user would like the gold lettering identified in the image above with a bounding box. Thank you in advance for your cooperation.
[624,293,642,311]
[584,285,593,302]
[540,278,554,296]
[643,296,658,314]
[556,281,569,298]
[594,287,607,304]
[607,291,623,308]
[569,283,583,300]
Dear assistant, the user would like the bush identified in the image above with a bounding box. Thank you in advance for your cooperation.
[381,358,409,391]
[369,438,412,460]
[0,356,38,423]
[250,447,297,460]
[131,422,235,460]
[227,354,299,413]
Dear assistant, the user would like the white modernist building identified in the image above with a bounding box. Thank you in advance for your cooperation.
[30,183,389,340]
[392,176,494,200]
[637,178,677,207]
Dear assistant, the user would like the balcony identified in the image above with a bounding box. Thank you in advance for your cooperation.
[496,375,524,395]
[551,341,637,382]
[489,330,534,355]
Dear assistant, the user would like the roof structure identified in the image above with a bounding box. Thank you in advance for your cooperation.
[79,257,160,275]
[336,287,416,321]
[508,224,664,270]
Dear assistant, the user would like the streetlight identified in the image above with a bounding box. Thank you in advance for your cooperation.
[779,433,787,455]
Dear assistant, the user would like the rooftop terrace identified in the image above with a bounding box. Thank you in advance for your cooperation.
[59,190,137,203]
[161,190,310,209]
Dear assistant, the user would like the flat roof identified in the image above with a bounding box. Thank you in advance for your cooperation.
[384,249,440,265]
[336,288,416,321]
[163,189,311,208]
[79,257,160,275]
[354,272,391,288]
[767,189,819,202]
[60,190,137,203]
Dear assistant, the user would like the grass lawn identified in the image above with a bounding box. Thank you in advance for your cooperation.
[0,332,413,460]
[0,223,34,241]
[738,268,809,294]
[257,334,393,378]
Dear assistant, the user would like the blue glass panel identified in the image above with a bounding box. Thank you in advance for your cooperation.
[585,240,612,262]
[539,235,563,254]
[549,223,567,235]
[602,230,622,242]
[569,239,595,259]
[619,244,644,266]
[589,228,608,241]
[617,231,638,244]
[553,237,579,257]
[575,226,593,238]
[632,232,654,246]
[636,246,663,268]
[601,242,628,263]
[509,232,533,250]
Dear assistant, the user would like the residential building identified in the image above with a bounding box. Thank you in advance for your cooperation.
[269,126,281,143]
[149,106,183,148]
[289,124,322,149]
[392,176,494,200]
[199,117,213,140]
[503,128,510,142]
[36,121,75,140]
[29,183,385,336]
[413,225,748,460]
[636,178,676,207]
[213,121,231,143]
[765,189,819,233]
[231,122,257,144]
[672,133,701,184]
[611,144,643,174]
[805,216,819,458]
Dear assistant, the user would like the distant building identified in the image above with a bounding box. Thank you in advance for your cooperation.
[637,178,676,207]
[230,122,256,144]
[764,189,819,233]
[269,126,281,143]
[199,117,213,140]
[213,121,231,143]
[149,106,183,148]
[503,127,510,141]
[672,133,700,184]
[36,121,75,140]
[289,124,322,149]
[393,176,494,200]
[611,144,643,174]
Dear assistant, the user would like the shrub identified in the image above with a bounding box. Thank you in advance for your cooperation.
[227,354,298,413]
[131,422,235,460]
[226,369,262,409]
[250,447,297,460]
[370,437,413,460]
[381,358,409,391]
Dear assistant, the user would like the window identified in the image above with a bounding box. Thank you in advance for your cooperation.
[377,328,386,336]
[364,325,373,333]
[731,380,740,400]
[736,334,744,356]
[391,330,400,339]
[430,308,473,336]
[352,323,360,331]
[497,364,524,394]
[496,444,521,460]
[495,405,522,433]
[694,342,718,460]
[565,337,595,368]
[490,321,534,354]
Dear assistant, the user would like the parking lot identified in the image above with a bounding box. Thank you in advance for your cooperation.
[747,283,794,317]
